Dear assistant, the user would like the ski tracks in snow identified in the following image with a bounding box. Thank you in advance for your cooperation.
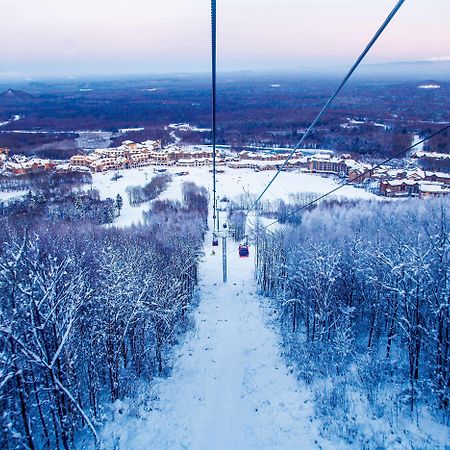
[101,240,322,449]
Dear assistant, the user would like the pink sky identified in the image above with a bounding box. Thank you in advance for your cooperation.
[1,0,449,76]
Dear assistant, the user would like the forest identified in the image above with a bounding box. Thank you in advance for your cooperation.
[1,75,448,158]
[0,171,92,193]
[0,179,208,449]
[255,198,449,444]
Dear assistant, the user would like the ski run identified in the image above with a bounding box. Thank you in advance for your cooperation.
[101,233,325,449]
[89,167,447,449]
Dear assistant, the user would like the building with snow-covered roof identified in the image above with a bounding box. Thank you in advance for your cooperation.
[141,139,161,150]
[5,157,56,175]
[94,148,126,158]
[406,169,426,181]
[69,154,101,168]
[228,161,258,170]
[90,158,123,172]
[127,154,152,169]
[380,179,420,197]
[424,171,450,184]
[380,178,450,198]
[178,158,210,167]
[308,155,348,175]
[348,167,371,183]
[412,151,450,160]
[286,158,308,168]
[419,183,450,198]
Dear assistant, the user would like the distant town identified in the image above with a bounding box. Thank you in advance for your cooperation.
[1,138,450,199]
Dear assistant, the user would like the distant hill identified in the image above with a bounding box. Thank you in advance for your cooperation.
[291,58,450,82]
[355,59,450,81]
[0,89,35,100]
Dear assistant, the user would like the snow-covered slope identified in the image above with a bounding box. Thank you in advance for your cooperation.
[101,236,326,449]
[96,166,378,448]
[92,166,377,228]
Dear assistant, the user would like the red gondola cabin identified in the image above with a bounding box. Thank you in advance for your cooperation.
[239,244,249,258]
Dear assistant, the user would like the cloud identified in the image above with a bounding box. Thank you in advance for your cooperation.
[428,56,450,62]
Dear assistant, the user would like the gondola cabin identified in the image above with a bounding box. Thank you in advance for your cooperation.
[212,238,219,247]
[238,244,249,258]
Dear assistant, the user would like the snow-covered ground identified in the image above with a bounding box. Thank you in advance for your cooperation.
[412,134,424,153]
[161,167,375,204]
[168,123,211,133]
[0,114,22,128]
[96,167,377,449]
[101,234,326,449]
[0,189,27,201]
[166,123,211,144]
[91,170,152,227]
[2,165,373,228]
[91,166,377,228]
[93,167,445,449]
[417,84,441,89]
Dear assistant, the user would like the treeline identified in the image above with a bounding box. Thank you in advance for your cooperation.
[0,187,207,449]
[418,157,450,173]
[145,182,208,226]
[0,188,119,225]
[0,170,92,193]
[126,173,171,206]
[423,126,449,154]
[228,209,246,241]
[256,198,449,441]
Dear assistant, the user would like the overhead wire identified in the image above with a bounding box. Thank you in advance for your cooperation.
[246,0,406,216]
[211,0,218,232]
[255,123,450,231]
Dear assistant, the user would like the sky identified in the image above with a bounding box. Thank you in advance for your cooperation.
[0,0,449,78]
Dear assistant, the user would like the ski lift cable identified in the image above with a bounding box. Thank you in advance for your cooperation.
[211,0,218,232]
[256,123,450,231]
[245,0,406,217]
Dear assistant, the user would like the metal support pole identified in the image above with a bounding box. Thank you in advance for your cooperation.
[222,235,227,283]
[217,199,220,230]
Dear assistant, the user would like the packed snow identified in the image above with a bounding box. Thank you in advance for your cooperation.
[166,124,212,144]
[101,232,326,449]
[410,134,425,157]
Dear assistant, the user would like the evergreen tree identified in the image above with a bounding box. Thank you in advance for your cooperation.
[115,193,123,215]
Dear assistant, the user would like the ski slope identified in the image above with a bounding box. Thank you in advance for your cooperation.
[101,236,324,449]
[97,166,375,448]
[92,165,377,228]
